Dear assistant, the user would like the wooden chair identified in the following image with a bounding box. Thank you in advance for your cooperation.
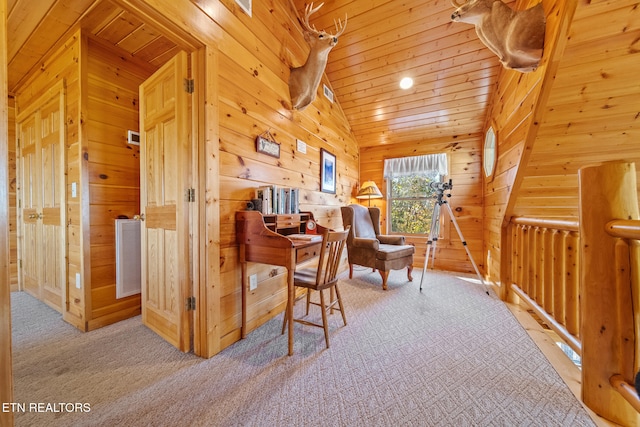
[282,227,350,349]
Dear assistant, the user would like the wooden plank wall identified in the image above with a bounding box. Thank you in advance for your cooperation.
[206,0,360,346]
[8,0,359,350]
[14,30,84,329]
[360,134,483,274]
[486,0,640,290]
[13,30,158,332]
[483,0,574,285]
[8,96,16,291]
[1,0,14,421]
[85,36,155,330]
[514,0,640,219]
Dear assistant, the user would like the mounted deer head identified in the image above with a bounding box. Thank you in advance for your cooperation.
[289,2,347,111]
[451,0,545,72]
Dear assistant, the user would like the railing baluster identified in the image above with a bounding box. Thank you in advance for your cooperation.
[529,225,537,298]
[565,231,579,338]
[552,229,564,327]
[614,239,634,381]
[543,228,553,312]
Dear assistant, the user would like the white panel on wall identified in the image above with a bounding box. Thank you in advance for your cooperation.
[115,219,141,299]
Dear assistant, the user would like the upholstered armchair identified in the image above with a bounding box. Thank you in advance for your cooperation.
[340,204,414,290]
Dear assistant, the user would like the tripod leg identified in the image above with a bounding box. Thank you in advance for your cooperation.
[419,202,441,291]
[441,202,490,295]
[419,241,432,291]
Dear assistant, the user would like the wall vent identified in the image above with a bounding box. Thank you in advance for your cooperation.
[323,84,334,103]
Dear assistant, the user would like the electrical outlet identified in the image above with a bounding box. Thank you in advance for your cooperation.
[249,274,258,291]
[75,272,81,289]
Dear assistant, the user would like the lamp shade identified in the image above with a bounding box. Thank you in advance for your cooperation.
[356,180,383,200]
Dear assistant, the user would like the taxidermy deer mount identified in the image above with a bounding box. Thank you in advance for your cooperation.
[289,2,347,111]
[451,0,546,72]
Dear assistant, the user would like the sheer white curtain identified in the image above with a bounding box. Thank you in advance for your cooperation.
[383,153,448,179]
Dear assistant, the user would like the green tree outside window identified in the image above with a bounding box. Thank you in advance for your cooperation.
[388,173,440,234]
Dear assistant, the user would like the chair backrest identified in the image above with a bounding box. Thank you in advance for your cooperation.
[341,204,378,240]
[315,227,350,287]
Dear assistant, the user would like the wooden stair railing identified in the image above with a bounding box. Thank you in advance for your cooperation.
[507,217,581,355]
[507,161,640,426]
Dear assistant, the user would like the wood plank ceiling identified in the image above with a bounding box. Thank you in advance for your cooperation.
[6,0,178,93]
[291,0,504,147]
[7,0,503,147]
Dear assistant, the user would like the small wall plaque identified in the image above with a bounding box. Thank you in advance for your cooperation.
[255,131,280,158]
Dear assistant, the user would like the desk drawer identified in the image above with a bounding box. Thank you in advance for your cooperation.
[296,242,321,263]
[276,214,302,229]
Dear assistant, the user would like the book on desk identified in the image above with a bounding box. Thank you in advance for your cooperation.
[287,233,322,243]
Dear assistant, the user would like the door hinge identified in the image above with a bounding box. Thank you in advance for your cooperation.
[186,296,196,311]
[183,78,194,94]
[186,188,196,202]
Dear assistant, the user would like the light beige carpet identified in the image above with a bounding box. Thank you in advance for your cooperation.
[11,270,595,426]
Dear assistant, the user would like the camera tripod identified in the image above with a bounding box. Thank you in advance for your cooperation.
[418,181,489,295]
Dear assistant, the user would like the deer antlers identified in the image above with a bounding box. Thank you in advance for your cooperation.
[302,2,347,39]
[288,2,348,110]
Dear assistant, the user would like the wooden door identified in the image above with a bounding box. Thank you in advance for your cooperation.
[17,85,66,312]
[39,95,65,309]
[139,51,192,352]
[18,114,40,299]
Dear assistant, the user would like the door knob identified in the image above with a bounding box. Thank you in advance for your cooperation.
[134,214,145,221]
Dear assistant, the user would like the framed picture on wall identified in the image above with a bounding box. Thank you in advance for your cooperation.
[320,148,336,194]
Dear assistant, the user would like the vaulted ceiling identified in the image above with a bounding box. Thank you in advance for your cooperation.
[291,0,503,147]
[6,0,503,147]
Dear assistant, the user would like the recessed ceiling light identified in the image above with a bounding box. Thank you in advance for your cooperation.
[399,77,413,89]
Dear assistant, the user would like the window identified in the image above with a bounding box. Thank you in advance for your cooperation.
[383,154,448,235]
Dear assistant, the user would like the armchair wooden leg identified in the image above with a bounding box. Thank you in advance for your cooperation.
[379,270,390,290]
[349,263,354,279]
[407,265,413,281]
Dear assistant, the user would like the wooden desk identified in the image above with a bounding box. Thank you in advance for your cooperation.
[236,210,326,355]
